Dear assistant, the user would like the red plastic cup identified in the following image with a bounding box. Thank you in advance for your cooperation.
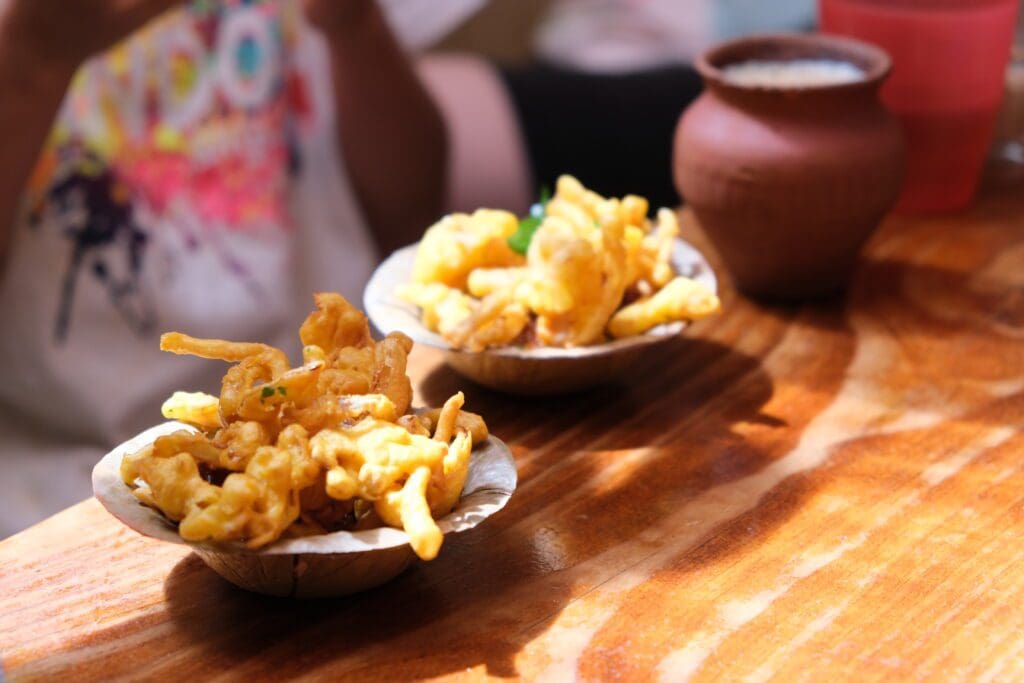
[820,0,1019,213]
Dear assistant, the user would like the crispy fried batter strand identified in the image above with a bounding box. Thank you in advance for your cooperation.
[403,175,720,349]
[126,294,486,561]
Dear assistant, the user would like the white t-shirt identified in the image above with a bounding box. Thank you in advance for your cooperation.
[0,2,381,536]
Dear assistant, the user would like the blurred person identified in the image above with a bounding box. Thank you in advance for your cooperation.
[427,0,813,209]
[419,54,535,215]
[0,0,449,536]
[513,0,815,206]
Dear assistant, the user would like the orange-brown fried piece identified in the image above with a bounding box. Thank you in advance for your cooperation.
[151,430,226,467]
[397,414,432,437]
[227,360,325,426]
[372,332,413,416]
[177,445,300,548]
[375,466,441,560]
[210,420,271,470]
[277,423,321,491]
[428,431,472,519]
[124,449,220,521]
[137,293,481,557]
[317,346,374,393]
[284,392,399,433]
[300,292,372,354]
[419,407,489,444]
[160,333,293,425]
[160,333,289,376]
[527,216,628,346]
[430,392,464,443]
[445,292,530,352]
[309,418,448,501]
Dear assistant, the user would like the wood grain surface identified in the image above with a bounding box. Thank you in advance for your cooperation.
[3,165,1024,681]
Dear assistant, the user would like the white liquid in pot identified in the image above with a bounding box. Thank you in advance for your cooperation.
[721,59,866,87]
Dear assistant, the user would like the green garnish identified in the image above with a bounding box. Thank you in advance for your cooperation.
[277,386,287,395]
[260,386,275,400]
[508,186,551,255]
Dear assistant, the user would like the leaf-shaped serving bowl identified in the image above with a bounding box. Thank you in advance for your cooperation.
[364,239,718,394]
[93,422,517,598]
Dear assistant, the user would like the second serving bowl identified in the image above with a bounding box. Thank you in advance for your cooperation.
[364,238,718,395]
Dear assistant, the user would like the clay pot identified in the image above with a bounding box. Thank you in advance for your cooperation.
[674,33,904,300]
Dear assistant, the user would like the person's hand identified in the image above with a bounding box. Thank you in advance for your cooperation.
[0,0,179,81]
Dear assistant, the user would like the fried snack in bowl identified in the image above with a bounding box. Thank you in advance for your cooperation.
[364,177,719,394]
[93,294,516,598]
[398,176,718,353]
[412,209,524,290]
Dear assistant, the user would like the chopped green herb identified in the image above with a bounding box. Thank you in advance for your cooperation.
[277,386,287,396]
[507,186,551,255]
[508,217,541,255]
[260,386,275,399]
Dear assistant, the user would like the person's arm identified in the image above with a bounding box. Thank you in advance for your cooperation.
[304,0,448,255]
[0,41,72,262]
[0,0,178,263]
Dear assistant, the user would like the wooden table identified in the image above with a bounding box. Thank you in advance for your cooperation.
[3,165,1024,682]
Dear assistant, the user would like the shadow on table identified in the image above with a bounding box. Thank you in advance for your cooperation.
[160,336,837,679]
[850,256,1024,340]
[162,523,553,679]
[782,255,1024,424]
[845,257,1024,428]
[418,336,791,470]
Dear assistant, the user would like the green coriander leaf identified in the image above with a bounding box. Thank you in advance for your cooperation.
[538,184,552,205]
[508,215,542,254]
[507,186,552,255]
[277,386,287,395]
[260,386,275,399]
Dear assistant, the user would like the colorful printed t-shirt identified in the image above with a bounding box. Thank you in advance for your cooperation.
[0,1,379,536]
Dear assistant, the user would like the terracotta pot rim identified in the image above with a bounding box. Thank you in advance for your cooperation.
[696,32,892,95]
